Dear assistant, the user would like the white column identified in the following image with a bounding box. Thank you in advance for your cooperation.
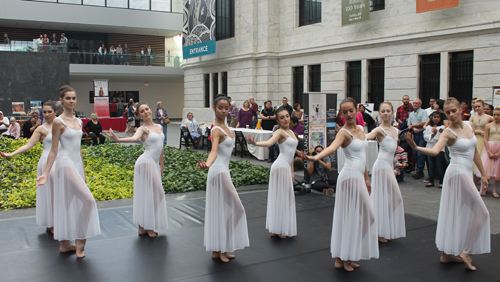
[303,65,309,93]
[440,52,449,99]
[361,59,368,104]
[209,73,214,106]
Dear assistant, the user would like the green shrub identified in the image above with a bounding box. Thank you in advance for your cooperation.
[0,139,269,210]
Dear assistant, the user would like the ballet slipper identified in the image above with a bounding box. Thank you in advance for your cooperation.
[459,253,476,271]
[75,239,86,258]
[334,258,344,269]
[147,230,158,238]
[219,252,229,263]
[138,226,147,236]
[440,252,463,263]
[378,237,388,243]
[59,240,76,253]
[211,251,220,259]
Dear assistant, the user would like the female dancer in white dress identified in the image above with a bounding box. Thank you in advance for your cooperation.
[365,101,406,243]
[1,101,58,234]
[106,102,168,238]
[247,108,298,238]
[197,94,249,263]
[306,97,378,272]
[38,86,101,258]
[405,98,490,271]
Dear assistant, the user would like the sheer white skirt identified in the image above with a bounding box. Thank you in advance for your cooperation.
[370,160,406,239]
[133,155,168,231]
[436,164,490,255]
[36,157,54,228]
[53,157,101,241]
[266,159,297,237]
[331,167,379,261]
[204,164,249,253]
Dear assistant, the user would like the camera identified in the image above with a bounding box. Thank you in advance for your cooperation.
[312,151,318,156]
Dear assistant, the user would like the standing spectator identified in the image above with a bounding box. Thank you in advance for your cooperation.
[84,113,106,145]
[126,101,135,135]
[146,45,154,66]
[35,35,43,52]
[140,46,145,66]
[1,118,20,139]
[50,33,58,52]
[396,95,413,130]
[249,96,259,128]
[236,100,256,128]
[226,96,233,125]
[461,100,471,120]
[425,97,436,116]
[3,33,9,45]
[42,34,49,52]
[117,99,124,118]
[408,98,428,179]
[229,101,239,127]
[423,112,445,188]
[470,97,477,116]
[0,111,10,134]
[290,116,304,150]
[260,100,276,131]
[291,103,304,125]
[110,101,118,117]
[123,43,129,65]
[109,46,116,65]
[59,33,67,53]
[359,104,376,133]
[155,101,170,146]
[116,44,123,65]
[280,97,293,115]
[98,44,106,64]
[23,113,40,139]
[134,102,141,130]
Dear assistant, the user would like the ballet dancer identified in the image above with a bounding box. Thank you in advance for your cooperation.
[306,97,378,271]
[479,107,500,197]
[365,101,406,243]
[197,94,249,263]
[469,99,492,182]
[37,86,101,258]
[405,98,490,271]
[1,101,58,233]
[106,102,168,237]
[246,108,298,239]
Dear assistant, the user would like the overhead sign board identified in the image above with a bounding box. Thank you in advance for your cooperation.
[182,0,216,59]
[417,0,459,13]
[342,0,370,26]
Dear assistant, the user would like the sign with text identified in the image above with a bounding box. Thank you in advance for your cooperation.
[342,0,370,26]
[93,79,109,117]
[417,0,459,13]
[182,0,216,59]
[492,86,500,108]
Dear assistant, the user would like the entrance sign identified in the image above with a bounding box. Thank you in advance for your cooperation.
[342,0,370,26]
[417,0,459,13]
[182,0,216,59]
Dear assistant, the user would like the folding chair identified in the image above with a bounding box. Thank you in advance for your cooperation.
[233,131,249,158]
[179,127,196,149]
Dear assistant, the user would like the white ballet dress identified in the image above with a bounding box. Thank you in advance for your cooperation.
[331,127,379,261]
[53,117,101,241]
[36,125,56,228]
[436,123,490,255]
[370,127,406,239]
[267,129,298,236]
[204,126,249,252]
[133,125,168,232]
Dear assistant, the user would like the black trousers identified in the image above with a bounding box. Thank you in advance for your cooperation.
[311,180,333,192]
[89,132,105,145]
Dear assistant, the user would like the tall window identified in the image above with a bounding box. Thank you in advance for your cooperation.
[299,0,322,27]
[370,0,385,11]
[308,65,321,92]
[368,59,384,110]
[216,0,235,40]
[449,51,474,103]
[419,54,440,109]
[347,61,362,104]
[204,74,210,108]
[212,73,219,96]
[221,72,228,95]
[293,67,304,107]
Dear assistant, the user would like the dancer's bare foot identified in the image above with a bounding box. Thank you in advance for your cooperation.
[270,232,277,237]
[440,252,463,263]
[138,226,147,236]
[343,261,355,272]
[459,253,476,271]
[219,252,229,263]
[224,253,235,259]
[211,251,220,259]
[147,230,158,238]
[76,239,86,258]
[59,240,76,253]
[334,258,344,269]
[278,234,287,239]
[378,237,388,243]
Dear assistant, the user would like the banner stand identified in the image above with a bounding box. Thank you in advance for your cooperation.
[93,79,110,118]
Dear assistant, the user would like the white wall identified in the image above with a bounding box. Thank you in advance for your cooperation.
[70,79,184,119]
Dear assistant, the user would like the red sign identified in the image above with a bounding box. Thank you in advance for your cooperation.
[94,97,110,117]
[417,0,459,13]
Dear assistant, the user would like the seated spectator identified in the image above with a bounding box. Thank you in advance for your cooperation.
[291,103,304,124]
[0,111,10,134]
[23,113,40,139]
[237,100,256,128]
[180,112,201,148]
[2,118,20,139]
[84,112,106,145]
[307,145,334,194]
[290,116,304,152]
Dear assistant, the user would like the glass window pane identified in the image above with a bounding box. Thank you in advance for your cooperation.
[59,0,82,4]
[151,0,171,11]
[83,0,105,6]
[172,0,183,13]
[31,0,57,2]
[107,0,128,8]
[129,0,150,10]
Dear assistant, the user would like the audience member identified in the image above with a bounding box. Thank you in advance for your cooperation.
[146,45,154,66]
[425,97,436,116]
[50,33,57,52]
[307,145,334,194]
[359,104,376,133]
[290,116,304,152]
[35,35,43,52]
[4,33,9,45]
[461,100,471,120]
[229,101,239,127]
[155,101,170,146]
[110,101,118,117]
[123,43,129,65]
[23,113,39,139]
[280,97,293,115]
[109,45,116,65]
[134,102,141,129]
[55,101,63,116]
[260,100,277,130]
[0,111,10,134]
[98,44,106,64]
[126,101,135,135]
[407,98,428,179]
[291,103,304,124]
[249,97,259,128]
[116,44,123,64]
[396,95,412,130]
[470,97,477,116]
[236,100,256,128]
[180,112,201,148]
[226,96,233,125]
[42,34,49,52]
[60,33,67,53]
[140,46,145,65]
[1,118,20,139]
[117,99,124,117]
[84,112,106,145]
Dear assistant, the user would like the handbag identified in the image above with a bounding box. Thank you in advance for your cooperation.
[163,118,171,124]
[128,117,134,122]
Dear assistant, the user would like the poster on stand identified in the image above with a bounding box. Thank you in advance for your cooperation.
[93,80,110,117]
[30,101,42,114]
[182,0,216,59]
[12,102,25,114]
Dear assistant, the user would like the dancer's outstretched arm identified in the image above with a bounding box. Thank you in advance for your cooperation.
[246,131,282,148]
[305,130,349,162]
[106,127,145,142]
[405,131,450,157]
[0,126,45,157]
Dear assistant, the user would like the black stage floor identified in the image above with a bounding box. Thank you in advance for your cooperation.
[1,189,500,282]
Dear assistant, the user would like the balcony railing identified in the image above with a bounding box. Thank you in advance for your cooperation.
[0,41,185,67]
[26,0,183,13]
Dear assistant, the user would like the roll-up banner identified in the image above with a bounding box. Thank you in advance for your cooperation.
[182,0,216,59]
[417,0,459,13]
[93,79,110,118]
[342,0,370,26]
[303,92,338,183]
